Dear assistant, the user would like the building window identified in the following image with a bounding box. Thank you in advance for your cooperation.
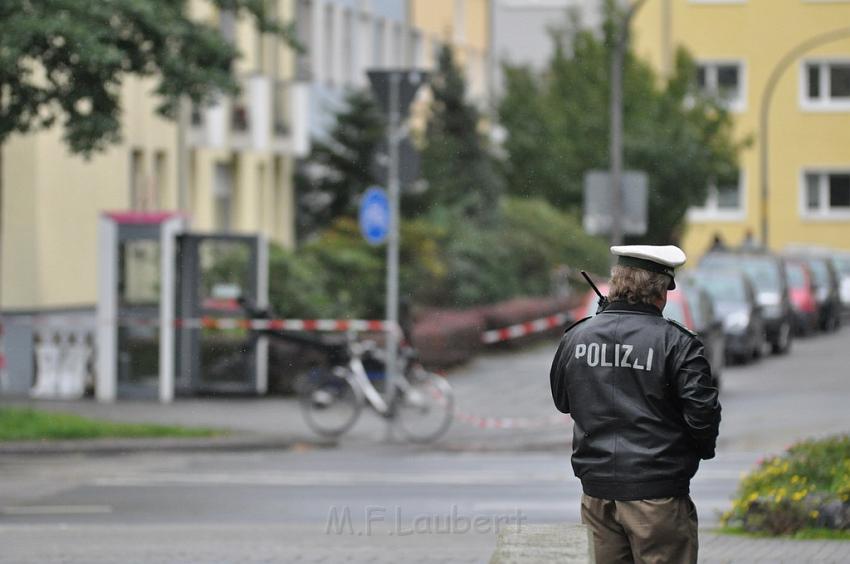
[392,23,404,67]
[373,19,385,67]
[342,9,353,85]
[214,163,235,231]
[130,149,146,211]
[153,151,167,209]
[219,8,236,44]
[802,60,850,110]
[802,170,850,219]
[453,0,466,43]
[695,61,746,111]
[688,171,746,221]
[323,4,335,85]
[295,0,312,80]
[408,30,422,67]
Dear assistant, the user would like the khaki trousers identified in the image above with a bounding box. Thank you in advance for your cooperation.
[580,494,698,564]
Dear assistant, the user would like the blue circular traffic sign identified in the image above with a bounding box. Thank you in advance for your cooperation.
[359,187,390,245]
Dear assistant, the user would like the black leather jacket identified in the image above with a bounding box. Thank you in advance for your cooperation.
[550,301,721,501]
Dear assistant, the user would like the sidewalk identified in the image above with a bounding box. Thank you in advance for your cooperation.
[0,339,575,454]
[699,532,850,563]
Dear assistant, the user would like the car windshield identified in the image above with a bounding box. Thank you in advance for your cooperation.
[698,275,746,304]
[786,263,807,289]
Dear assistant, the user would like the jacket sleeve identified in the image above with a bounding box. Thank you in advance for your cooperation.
[674,339,721,459]
[550,338,570,414]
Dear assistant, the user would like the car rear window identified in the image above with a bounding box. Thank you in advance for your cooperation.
[699,275,746,303]
[701,254,781,291]
[740,258,781,290]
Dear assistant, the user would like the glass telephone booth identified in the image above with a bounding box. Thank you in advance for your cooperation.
[96,212,267,402]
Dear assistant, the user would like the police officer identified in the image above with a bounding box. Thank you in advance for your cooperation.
[550,245,721,564]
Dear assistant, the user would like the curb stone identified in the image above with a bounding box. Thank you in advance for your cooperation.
[490,524,595,564]
[0,434,337,455]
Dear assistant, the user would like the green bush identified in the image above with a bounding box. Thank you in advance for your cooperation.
[268,197,609,317]
[721,435,850,535]
[270,217,445,319]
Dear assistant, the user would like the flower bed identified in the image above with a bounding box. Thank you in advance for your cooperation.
[721,435,850,535]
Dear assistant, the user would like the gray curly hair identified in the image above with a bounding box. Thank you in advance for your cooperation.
[608,265,670,305]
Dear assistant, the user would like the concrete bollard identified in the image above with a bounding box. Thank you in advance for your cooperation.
[31,343,62,399]
[58,344,88,399]
[490,523,595,564]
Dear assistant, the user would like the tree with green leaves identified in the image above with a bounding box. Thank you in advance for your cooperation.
[294,89,385,240]
[419,45,504,224]
[0,0,297,307]
[498,19,743,243]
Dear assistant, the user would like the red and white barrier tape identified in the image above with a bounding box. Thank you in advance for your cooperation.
[2,310,571,343]
[480,312,570,344]
[454,412,571,430]
[178,317,396,332]
[0,315,397,333]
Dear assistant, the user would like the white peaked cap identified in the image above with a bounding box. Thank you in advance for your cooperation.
[610,245,687,289]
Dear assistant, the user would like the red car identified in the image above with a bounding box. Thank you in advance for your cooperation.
[784,259,819,335]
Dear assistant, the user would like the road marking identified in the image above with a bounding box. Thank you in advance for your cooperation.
[2,505,113,516]
[92,470,573,488]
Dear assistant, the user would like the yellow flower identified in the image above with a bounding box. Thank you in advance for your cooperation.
[810,510,820,519]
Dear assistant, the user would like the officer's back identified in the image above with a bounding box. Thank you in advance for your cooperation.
[554,300,711,499]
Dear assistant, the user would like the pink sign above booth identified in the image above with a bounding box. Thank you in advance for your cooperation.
[103,211,188,225]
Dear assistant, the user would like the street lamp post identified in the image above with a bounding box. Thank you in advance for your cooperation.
[758,26,850,249]
[609,0,647,248]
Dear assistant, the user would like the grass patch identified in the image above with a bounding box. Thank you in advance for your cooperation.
[717,526,850,541]
[0,407,221,441]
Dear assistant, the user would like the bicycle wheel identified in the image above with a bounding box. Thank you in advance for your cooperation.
[298,367,363,438]
[394,367,454,443]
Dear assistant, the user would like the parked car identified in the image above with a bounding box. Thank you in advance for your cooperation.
[700,251,793,355]
[679,280,726,382]
[785,253,842,332]
[691,270,766,364]
[829,252,850,316]
[784,259,820,336]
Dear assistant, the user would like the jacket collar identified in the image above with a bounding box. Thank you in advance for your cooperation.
[603,300,663,317]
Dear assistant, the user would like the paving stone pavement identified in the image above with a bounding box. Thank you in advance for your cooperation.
[700,532,850,563]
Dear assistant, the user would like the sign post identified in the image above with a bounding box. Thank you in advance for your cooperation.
[359,187,390,245]
[583,170,648,237]
[367,69,428,429]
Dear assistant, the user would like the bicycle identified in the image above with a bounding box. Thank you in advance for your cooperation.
[238,299,454,443]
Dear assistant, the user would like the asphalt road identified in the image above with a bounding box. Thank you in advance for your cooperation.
[2,325,850,562]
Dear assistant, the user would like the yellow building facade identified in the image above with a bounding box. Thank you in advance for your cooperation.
[633,0,850,261]
[409,0,491,101]
[0,0,299,313]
